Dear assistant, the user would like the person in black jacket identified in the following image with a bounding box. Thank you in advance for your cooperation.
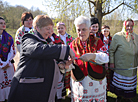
[8,15,75,102]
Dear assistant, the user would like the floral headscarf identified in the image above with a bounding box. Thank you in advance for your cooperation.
[0,30,13,61]
[122,19,134,33]
[122,19,134,41]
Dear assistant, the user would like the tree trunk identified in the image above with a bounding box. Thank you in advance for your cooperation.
[93,0,103,32]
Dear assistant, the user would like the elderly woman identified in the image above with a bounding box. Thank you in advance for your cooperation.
[70,16,109,101]
[15,12,33,53]
[109,19,138,102]
[8,15,75,102]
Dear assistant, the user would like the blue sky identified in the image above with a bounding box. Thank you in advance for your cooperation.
[3,0,138,20]
[3,0,46,12]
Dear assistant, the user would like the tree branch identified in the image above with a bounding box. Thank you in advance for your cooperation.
[103,2,124,16]
[61,0,73,13]
[88,0,95,6]
[123,3,138,11]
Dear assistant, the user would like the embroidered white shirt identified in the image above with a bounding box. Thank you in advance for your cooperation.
[24,26,33,32]
[59,33,67,45]
[103,36,109,50]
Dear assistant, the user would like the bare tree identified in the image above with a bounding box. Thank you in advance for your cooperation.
[44,0,138,31]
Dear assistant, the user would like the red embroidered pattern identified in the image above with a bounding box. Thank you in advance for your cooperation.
[72,91,105,101]
[83,89,88,94]
[89,82,93,86]
[95,88,99,93]
[99,81,103,85]
[0,70,11,89]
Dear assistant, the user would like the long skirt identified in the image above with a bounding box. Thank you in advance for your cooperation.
[0,64,14,101]
[71,76,106,102]
[110,72,137,98]
[56,72,66,99]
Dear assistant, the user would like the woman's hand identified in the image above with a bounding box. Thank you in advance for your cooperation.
[79,53,96,61]
[2,64,10,70]
[58,62,65,70]
[65,59,73,69]
[58,59,73,70]
[58,59,75,73]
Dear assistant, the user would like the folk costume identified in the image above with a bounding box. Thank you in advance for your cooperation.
[15,25,33,53]
[57,33,74,99]
[0,30,16,101]
[100,33,112,52]
[50,33,63,44]
[109,20,138,98]
[57,33,74,45]
[8,29,70,102]
[70,35,109,101]
[100,32,112,91]
[95,32,101,38]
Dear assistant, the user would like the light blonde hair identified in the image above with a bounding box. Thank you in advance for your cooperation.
[56,22,66,29]
[33,15,54,29]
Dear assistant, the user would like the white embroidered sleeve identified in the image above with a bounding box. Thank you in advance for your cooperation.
[95,52,109,64]
[15,30,22,52]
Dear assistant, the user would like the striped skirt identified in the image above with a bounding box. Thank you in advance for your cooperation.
[110,72,137,98]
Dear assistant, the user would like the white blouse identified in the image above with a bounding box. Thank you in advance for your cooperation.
[59,33,67,45]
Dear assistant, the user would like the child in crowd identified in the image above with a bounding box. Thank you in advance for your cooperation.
[100,25,112,92]
[56,22,74,100]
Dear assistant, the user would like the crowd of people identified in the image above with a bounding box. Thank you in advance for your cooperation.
[0,11,138,102]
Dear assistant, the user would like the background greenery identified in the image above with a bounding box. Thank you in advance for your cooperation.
[1,0,138,39]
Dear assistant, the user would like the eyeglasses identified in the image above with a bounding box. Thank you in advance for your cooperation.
[0,22,6,25]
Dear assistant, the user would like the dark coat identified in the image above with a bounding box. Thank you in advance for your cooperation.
[8,31,69,102]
